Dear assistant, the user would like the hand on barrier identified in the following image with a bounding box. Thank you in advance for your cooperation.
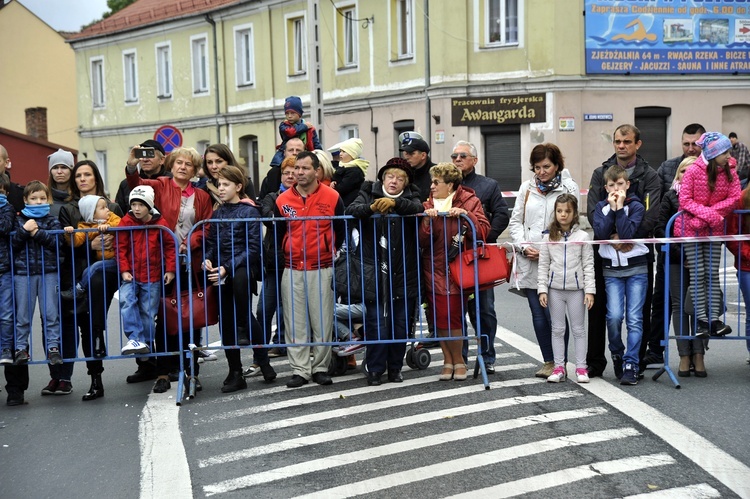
[370,197,396,214]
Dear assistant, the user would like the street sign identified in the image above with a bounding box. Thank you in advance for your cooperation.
[154,125,183,153]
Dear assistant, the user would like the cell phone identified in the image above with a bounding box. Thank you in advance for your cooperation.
[135,148,156,159]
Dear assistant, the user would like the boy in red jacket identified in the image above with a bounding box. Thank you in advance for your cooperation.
[117,186,176,355]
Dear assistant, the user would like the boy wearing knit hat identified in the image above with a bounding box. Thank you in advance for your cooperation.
[117,185,176,355]
[270,96,323,167]
[61,195,122,301]
[328,137,369,206]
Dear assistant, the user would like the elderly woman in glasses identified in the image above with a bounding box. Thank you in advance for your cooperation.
[419,162,490,381]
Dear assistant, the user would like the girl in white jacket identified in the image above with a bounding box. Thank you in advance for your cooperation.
[537,194,595,383]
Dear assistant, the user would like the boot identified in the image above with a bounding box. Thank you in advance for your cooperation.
[260,364,277,382]
[82,375,104,401]
[678,356,691,377]
[237,327,251,346]
[221,370,247,393]
[693,353,707,377]
[93,333,107,359]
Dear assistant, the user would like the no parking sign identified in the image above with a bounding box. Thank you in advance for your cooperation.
[154,125,183,153]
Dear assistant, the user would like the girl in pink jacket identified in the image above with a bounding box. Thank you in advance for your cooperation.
[677,132,740,339]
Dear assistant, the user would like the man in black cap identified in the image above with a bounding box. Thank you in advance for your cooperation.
[115,139,171,214]
[399,136,434,202]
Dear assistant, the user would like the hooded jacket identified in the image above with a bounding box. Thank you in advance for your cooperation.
[537,225,595,294]
[593,195,649,270]
[117,211,176,283]
[71,211,122,260]
[12,212,63,275]
[204,200,262,278]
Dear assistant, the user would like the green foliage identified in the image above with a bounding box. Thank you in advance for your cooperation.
[103,0,138,19]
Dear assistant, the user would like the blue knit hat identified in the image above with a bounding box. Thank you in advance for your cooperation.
[284,96,303,117]
[698,132,732,161]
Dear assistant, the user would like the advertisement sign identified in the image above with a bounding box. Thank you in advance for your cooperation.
[585,0,750,74]
[451,94,546,127]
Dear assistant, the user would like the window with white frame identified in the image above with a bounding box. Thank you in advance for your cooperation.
[235,25,255,87]
[339,125,359,142]
[95,150,108,186]
[396,0,413,58]
[91,57,105,108]
[156,43,172,98]
[191,35,209,94]
[123,50,138,103]
[342,6,358,67]
[487,0,518,46]
[289,16,307,75]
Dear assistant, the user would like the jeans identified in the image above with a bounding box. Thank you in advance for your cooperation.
[79,259,118,291]
[0,272,14,351]
[605,273,648,365]
[736,270,750,354]
[14,273,60,351]
[335,302,365,341]
[119,280,161,344]
[524,288,557,362]
[256,271,285,347]
[463,288,497,364]
[364,296,414,375]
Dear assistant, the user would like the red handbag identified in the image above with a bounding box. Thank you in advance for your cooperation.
[449,242,510,292]
[158,275,219,335]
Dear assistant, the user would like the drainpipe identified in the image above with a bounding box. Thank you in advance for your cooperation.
[423,0,431,143]
[206,14,222,142]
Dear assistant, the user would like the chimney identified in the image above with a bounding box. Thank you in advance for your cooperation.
[25,107,48,141]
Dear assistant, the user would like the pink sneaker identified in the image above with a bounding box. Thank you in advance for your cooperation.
[546,365,566,383]
[575,368,590,383]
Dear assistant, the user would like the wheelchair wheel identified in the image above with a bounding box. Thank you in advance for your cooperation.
[405,347,417,369]
[334,356,349,376]
[414,347,431,370]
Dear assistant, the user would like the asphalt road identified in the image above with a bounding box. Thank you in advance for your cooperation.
[2,281,749,498]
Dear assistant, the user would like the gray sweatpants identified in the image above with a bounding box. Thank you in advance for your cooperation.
[548,288,588,369]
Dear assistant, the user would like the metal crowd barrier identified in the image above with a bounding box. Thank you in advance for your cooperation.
[654,210,750,388]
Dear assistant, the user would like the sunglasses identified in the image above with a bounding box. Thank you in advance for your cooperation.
[450,153,474,160]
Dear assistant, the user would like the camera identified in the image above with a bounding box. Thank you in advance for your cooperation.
[135,147,156,159]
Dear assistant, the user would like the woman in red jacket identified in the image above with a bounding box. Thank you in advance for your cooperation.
[419,162,490,382]
[724,185,750,367]
[126,146,213,393]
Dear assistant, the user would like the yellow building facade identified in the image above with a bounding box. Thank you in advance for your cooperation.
[70,0,750,201]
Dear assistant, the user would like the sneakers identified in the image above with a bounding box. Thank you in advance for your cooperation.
[121,339,150,355]
[242,364,262,377]
[575,368,590,383]
[695,320,711,338]
[60,284,85,301]
[195,350,218,363]
[48,348,63,366]
[268,347,286,358]
[56,380,73,395]
[14,349,29,365]
[711,320,732,337]
[612,354,623,380]
[535,361,555,378]
[620,363,639,385]
[485,363,496,375]
[641,350,664,370]
[41,379,59,395]
[0,348,12,365]
[337,343,364,357]
[546,365,567,383]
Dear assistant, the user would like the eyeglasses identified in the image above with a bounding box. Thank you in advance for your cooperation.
[430,179,445,185]
[450,153,474,160]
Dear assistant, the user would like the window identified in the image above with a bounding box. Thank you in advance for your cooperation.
[340,125,359,142]
[234,25,255,87]
[95,150,108,187]
[91,57,105,108]
[635,107,671,170]
[191,35,209,94]
[123,50,138,103]
[335,5,358,69]
[486,0,518,46]
[483,125,520,208]
[196,140,210,155]
[156,43,172,98]
[396,0,413,58]
[287,16,307,75]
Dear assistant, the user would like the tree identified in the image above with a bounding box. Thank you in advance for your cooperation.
[103,0,138,19]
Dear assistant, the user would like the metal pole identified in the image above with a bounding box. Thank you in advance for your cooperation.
[308,0,325,145]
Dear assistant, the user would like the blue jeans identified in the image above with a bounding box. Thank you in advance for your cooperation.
[119,280,161,344]
[525,288,555,362]
[335,302,365,341]
[605,273,648,365]
[14,273,60,351]
[79,259,118,291]
[0,272,14,351]
[736,270,750,353]
[256,272,285,348]
[462,288,497,364]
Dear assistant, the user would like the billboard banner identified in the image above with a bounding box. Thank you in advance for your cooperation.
[585,0,750,74]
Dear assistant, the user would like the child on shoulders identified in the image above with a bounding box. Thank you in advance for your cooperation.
[270,96,322,167]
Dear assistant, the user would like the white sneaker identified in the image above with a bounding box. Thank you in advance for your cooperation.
[546,365,567,383]
[337,343,364,357]
[575,368,590,383]
[122,339,150,355]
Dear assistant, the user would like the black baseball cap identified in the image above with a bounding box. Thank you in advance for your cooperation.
[140,139,166,155]
[399,137,430,153]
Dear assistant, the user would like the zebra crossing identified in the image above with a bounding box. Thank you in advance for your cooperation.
[173,342,740,498]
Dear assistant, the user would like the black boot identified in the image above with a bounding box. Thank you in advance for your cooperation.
[82,375,104,401]
[93,333,107,359]
[237,327,251,346]
[221,371,247,393]
[260,364,277,382]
